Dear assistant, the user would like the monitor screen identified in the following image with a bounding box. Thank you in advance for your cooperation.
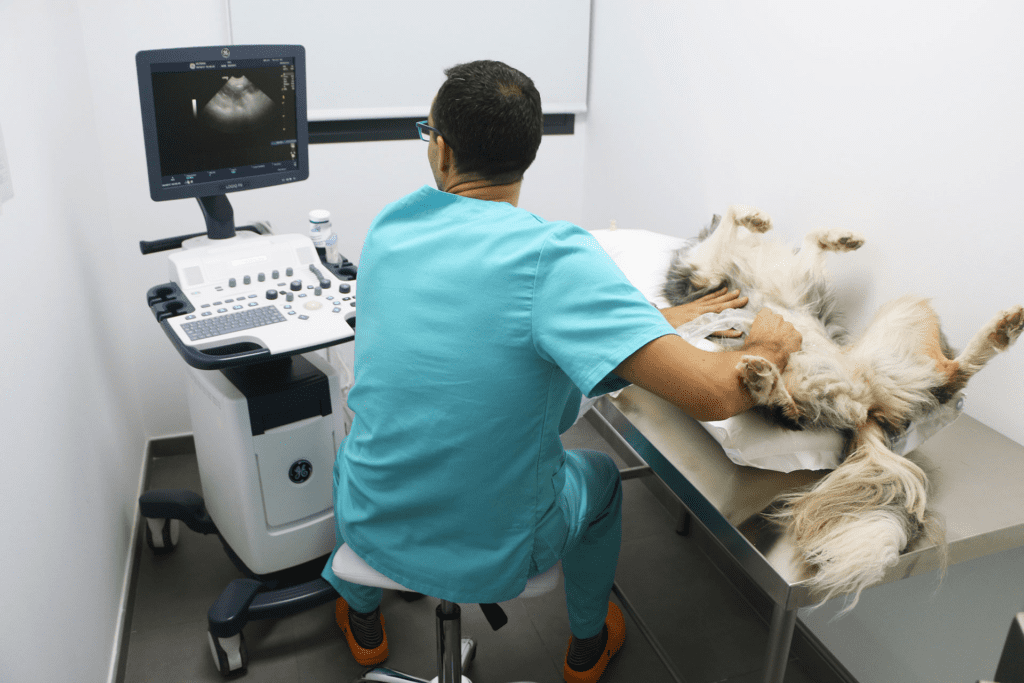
[136,45,308,202]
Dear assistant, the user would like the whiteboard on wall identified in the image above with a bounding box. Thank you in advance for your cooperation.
[229,0,591,121]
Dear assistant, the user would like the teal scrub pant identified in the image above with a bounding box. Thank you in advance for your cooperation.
[323,449,622,639]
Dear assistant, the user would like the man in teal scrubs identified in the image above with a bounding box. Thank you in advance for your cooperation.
[322,61,801,682]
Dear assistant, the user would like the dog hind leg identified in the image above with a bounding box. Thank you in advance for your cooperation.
[936,305,1024,399]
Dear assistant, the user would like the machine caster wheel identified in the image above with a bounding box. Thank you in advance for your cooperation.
[207,631,247,677]
[144,518,180,553]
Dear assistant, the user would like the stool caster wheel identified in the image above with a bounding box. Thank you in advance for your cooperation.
[144,518,180,554]
[207,631,247,677]
[460,637,476,669]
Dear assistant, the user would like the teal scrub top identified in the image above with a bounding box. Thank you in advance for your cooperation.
[336,186,676,603]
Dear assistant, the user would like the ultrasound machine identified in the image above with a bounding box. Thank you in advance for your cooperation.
[135,44,357,676]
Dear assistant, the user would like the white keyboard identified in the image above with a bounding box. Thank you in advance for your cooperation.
[150,232,355,366]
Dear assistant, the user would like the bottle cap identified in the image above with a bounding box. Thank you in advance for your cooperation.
[309,209,331,224]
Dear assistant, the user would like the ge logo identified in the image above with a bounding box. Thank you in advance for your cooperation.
[289,459,312,484]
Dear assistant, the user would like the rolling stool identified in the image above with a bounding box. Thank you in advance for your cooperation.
[331,544,562,683]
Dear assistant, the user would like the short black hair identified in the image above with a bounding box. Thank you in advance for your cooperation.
[431,60,543,184]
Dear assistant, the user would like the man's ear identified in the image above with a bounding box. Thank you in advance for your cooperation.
[436,135,454,175]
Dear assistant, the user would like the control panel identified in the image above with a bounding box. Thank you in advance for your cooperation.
[146,231,355,369]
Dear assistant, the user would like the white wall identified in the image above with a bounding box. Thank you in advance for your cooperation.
[584,2,1024,682]
[0,2,147,681]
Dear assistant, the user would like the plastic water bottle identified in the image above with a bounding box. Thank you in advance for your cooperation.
[309,209,339,263]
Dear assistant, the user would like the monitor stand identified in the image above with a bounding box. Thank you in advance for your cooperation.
[198,194,236,240]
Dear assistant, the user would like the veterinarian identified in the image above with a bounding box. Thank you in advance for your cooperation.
[321,60,802,682]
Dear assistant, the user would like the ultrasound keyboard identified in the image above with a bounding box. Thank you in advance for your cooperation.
[146,231,356,369]
[181,305,288,341]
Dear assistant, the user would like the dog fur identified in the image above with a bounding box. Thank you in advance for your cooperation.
[663,205,1023,612]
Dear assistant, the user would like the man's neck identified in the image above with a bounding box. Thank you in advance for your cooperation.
[441,177,522,207]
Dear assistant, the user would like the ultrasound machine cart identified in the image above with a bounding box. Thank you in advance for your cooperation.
[134,45,359,676]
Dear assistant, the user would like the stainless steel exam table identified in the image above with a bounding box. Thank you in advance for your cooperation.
[586,386,1024,683]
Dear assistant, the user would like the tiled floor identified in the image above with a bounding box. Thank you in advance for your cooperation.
[120,417,824,683]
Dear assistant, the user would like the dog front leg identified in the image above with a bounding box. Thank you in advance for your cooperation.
[794,229,865,284]
[737,354,801,421]
[685,205,773,290]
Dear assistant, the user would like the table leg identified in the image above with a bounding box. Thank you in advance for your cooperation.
[675,506,691,536]
[761,604,797,683]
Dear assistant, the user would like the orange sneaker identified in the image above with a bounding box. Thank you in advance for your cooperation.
[563,602,626,683]
[335,597,389,666]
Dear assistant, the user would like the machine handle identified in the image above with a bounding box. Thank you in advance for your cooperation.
[139,225,264,255]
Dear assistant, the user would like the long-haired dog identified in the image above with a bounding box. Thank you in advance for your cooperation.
[663,205,1023,611]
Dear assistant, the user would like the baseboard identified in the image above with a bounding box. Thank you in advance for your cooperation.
[109,433,194,683]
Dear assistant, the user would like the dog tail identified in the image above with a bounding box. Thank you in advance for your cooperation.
[767,422,945,615]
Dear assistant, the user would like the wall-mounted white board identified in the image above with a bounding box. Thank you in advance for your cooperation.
[229,0,591,121]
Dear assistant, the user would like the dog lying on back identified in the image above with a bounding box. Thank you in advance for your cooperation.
[663,205,1023,611]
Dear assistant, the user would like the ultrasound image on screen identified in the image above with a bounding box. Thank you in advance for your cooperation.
[202,75,276,133]
[150,62,297,179]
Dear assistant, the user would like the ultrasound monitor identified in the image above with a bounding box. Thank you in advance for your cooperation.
[136,45,308,238]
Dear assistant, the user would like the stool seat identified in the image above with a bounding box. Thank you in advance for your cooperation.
[331,543,562,599]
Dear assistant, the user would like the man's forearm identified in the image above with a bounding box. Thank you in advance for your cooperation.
[614,334,756,422]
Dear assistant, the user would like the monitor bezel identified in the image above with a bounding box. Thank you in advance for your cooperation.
[136,44,309,203]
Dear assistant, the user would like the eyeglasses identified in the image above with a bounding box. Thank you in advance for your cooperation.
[415,120,443,142]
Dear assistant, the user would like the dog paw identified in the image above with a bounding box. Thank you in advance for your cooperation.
[811,230,865,252]
[730,205,773,234]
[737,355,781,403]
[991,305,1024,349]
